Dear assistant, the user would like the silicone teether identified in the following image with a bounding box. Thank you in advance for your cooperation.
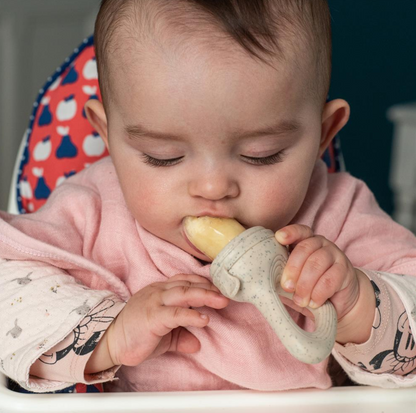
[184,216,338,364]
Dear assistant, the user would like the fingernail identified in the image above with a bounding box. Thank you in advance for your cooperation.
[308,300,318,309]
[200,314,208,320]
[283,279,295,291]
[293,294,306,307]
[277,230,288,239]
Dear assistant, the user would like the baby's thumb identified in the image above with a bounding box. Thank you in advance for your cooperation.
[168,327,201,354]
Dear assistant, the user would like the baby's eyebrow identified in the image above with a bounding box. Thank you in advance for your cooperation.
[125,124,183,141]
[124,120,301,141]
[232,120,302,140]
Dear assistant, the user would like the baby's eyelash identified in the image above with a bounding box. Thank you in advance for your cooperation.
[242,152,285,166]
[141,154,183,167]
[140,152,284,167]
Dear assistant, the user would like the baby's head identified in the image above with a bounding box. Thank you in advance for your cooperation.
[94,0,333,109]
[85,0,350,260]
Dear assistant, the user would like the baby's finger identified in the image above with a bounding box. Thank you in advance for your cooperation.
[275,224,314,246]
[291,246,335,307]
[168,328,201,354]
[163,280,220,293]
[152,307,210,337]
[280,236,326,292]
[309,262,348,309]
[160,274,221,293]
[168,274,212,285]
[279,295,315,320]
[150,328,201,359]
[161,286,229,309]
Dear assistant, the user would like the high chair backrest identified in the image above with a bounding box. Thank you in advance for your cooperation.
[9,36,107,215]
[8,35,344,216]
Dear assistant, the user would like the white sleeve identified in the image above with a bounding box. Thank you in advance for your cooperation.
[0,258,118,392]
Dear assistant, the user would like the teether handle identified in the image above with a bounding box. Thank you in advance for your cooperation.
[256,258,337,364]
[210,227,337,364]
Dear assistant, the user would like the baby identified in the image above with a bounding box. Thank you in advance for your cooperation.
[1,0,416,393]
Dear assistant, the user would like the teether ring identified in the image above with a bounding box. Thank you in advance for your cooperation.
[184,217,337,364]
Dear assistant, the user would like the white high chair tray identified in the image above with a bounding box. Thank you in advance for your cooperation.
[0,374,415,413]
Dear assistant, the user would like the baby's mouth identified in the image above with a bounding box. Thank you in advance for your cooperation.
[182,226,210,259]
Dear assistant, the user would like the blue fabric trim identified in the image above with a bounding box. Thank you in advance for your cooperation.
[16,35,94,214]
[7,378,76,394]
[7,378,101,394]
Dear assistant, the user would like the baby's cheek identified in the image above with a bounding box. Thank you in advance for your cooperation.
[122,187,160,228]
[251,192,301,231]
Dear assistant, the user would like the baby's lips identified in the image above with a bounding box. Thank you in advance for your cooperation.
[182,226,208,258]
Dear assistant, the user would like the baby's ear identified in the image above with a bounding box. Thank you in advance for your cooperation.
[318,99,350,158]
[84,100,109,149]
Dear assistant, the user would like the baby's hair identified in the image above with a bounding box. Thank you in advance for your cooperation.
[94,0,331,108]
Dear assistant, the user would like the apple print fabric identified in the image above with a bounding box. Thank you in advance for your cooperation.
[16,36,108,215]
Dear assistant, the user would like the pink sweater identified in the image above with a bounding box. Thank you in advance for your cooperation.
[0,157,416,392]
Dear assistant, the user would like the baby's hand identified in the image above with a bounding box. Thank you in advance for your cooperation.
[275,224,360,321]
[107,274,229,367]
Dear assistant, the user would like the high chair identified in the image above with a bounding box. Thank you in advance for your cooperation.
[0,36,415,412]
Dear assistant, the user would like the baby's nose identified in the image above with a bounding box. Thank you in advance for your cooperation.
[188,171,239,201]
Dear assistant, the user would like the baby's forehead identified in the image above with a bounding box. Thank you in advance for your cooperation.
[110,0,312,58]
[98,0,320,107]
[107,2,267,63]
[108,7,303,72]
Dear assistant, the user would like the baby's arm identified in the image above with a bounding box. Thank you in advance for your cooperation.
[29,296,125,386]
[84,274,229,373]
[333,269,416,378]
[3,266,228,388]
[275,224,416,384]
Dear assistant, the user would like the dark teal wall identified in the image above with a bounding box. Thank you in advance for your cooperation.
[328,0,416,215]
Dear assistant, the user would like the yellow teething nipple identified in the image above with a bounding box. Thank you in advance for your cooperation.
[184,216,245,260]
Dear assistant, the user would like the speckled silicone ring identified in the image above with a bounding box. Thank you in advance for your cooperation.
[210,226,338,364]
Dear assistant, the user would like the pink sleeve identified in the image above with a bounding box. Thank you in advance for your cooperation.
[30,296,125,384]
[334,269,416,376]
